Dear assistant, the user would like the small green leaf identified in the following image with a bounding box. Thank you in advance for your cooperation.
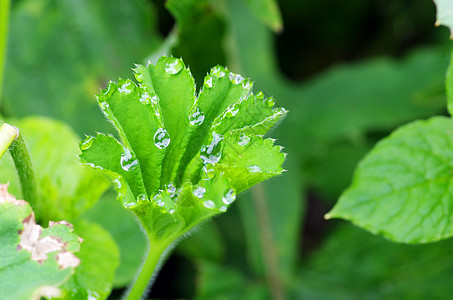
[327,116,453,243]
[59,220,119,300]
[434,0,453,38]
[81,56,286,244]
[0,117,109,224]
[0,185,81,300]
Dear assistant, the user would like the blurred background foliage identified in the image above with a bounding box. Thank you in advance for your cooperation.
[2,0,453,299]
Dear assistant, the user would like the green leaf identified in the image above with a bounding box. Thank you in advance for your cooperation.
[4,0,162,136]
[327,116,453,243]
[294,224,453,299]
[80,55,286,244]
[82,192,147,288]
[59,220,119,300]
[0,185,81,300]
[434,0,453,38]
[0,117,109,224]
[244,0,283,32]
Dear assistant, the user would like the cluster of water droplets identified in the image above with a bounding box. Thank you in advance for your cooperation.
[153,128,170,149]
[229,72,245,85]
[118,81,133,94]
[165,57,184,75]
[120,147,138,171]
[200,132,223,164]
[211,66,226,78]
[189,106,205,126]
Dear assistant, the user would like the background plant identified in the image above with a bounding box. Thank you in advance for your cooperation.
[2,0,453,299]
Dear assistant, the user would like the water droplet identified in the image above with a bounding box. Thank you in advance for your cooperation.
[193,187,206,199]
[225,105,239,117]
[238,133,250,146]
[222,189,236,205]
[124,202,138,208]
[219,205,227,212]
[242,80,253,90]
[154,128,170,149]
[229,72,245,85]
[248,165,262,172]
[137,194,147,201]
[139,91,150,104]
[118,81,133,94]
[256,91,264,100]
[169,209,175,214]
[203,200,215,209]
[120,148,138,171]
[200,132,223,164]
[166,183,177,197]
[99,101,109,110]
[205,76,214,88]
[202,163,215,180]
[113,179,123,189]
[136,73,144,83]
[211,66,226,77]
[165,58,184,75]
[266,96,275,107]
[80,136,94,150]
[153,192,165,207]
[150,93,159,105]
[189,106,205,125]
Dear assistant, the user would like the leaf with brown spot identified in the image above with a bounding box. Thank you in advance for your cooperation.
[0,184,82,300]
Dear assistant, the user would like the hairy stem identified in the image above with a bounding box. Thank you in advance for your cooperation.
[0,0,11,106]
[9,132,38,204]
[0,123,17,158]
[123,237,170,300]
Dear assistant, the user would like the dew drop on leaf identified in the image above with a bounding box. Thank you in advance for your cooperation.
[211,66,226,78]
[222,189,236,205]
[189,106,205,126]
[229,72,245,85]
[120,148,138,171]
[165,57,184,75]
[204,75,214,88]
[200,132,223,164]
[238,133,250,146]
[203,200,215,209]
[150,93,159,105]
[166,182,177,197]
[154,128,170,149]
[202,163,215,179]
[139,91,150,104]
[193,187,206,199]
[248,165,262,173]
[225,104,239,118]
[137,194,147,201]
[80,136,94,150]
[99,101,109,110]
[219,206,227,212]
[118,81,133,94]
[242,80,253,90]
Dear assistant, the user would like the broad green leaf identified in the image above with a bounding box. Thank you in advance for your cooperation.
[0,185,81,300]
[327,116,453,243]
[447,50,453,116]
[4,0,162,135]
[80,55,286,246]
[0,117,109,224]
[293,224,453,299]
[166,0,226,83]
[82,192,147,288]
[244,0,283,32]
[59,220,119,300]
[434,0,453,38]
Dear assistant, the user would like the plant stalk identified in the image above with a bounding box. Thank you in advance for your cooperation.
[9,130,38,204]
[0,123,17,158]
[123,238,169,300]
[0,0,11,107]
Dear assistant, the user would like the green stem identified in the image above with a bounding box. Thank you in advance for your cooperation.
[9,131,38,204]
[0,0,11,106]
[0,123,17,158]
[123,238,170,300]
